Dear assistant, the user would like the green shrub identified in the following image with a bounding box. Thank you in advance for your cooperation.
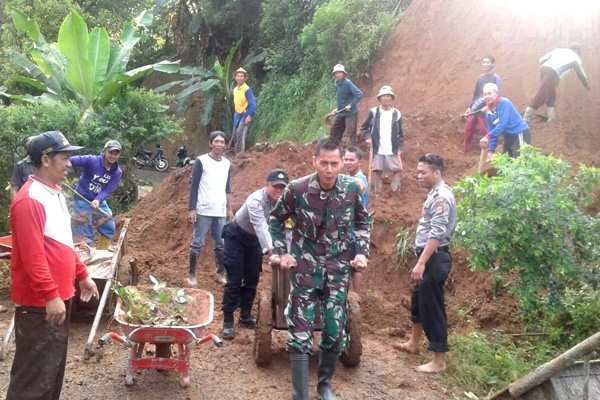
[446,331,552,397]
[529,283,600,345]
[454,146,600,317]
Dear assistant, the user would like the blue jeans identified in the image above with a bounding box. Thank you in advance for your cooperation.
[73,199,115,244]
[190,214,225,258]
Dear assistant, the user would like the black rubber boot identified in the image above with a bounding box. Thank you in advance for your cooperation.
[222,311,235,340]
[214,250,227,284]
[188,252,198,286]
[239,306,257,328]
[316,351,339,400]
[290,353,310,400]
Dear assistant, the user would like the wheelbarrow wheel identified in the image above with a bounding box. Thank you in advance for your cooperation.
[341,294,362,367]
[180,376,190,388]
[253,290,273,366]
[125,373,134,386]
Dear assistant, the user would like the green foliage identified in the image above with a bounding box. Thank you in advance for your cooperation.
[528,284,600,345]
[391,228,415,269]
[301,0,401,77]
[446,331,554,398]
[113,275,195,326]
[0,102,81,234]
[255,0,402,142]
[252,73,333,143]
[154,38,266,136]
[454,146,600,317]
[1,8,179,121]
[259,0,325,75]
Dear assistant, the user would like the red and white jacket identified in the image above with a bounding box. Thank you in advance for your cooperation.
[9,176,88,307]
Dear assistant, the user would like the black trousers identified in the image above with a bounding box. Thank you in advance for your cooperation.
[410,252,451,353]
[7,300,72,400]
[503,129,531,158]
[221,222,263,313]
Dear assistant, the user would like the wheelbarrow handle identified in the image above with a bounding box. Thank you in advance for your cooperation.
[99,332,131,347]
[195,334,223,348]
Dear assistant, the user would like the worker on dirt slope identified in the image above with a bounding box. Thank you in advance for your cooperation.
[6,131,99,400]
[360,85,404,195]
[343,146,368,295]
[479,83,531,161]
[395,153,456,374]
[232,67,257,154]
[461,55,501,153]
[220,169,290,340]
[523,42,590,123]
[70,140,123,249]
[188,131,234,286]
[329,64,363,146]
[269,138,371,400]
[9,136,35,203]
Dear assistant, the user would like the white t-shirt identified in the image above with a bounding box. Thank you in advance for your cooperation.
[196,153,230,217]
[378,107,394,155]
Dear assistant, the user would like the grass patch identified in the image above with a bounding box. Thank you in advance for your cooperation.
[445,331,557,398]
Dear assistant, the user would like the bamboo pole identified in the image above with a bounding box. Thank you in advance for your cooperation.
[508,331,600,397]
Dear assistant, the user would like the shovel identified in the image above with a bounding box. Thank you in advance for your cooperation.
[63,183,113,222]
[324,109,344,130]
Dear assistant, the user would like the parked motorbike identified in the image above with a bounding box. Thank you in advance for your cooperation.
[176,145,195,167]
[133,144,169,172]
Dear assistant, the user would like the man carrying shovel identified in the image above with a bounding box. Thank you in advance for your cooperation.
[461,55,501,153]
[479,83,530,161]
[328,64,363,146]
[70,140,123,249]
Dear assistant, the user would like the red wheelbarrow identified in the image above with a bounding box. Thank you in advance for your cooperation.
[98,287,222,387]
[0,235,12,259]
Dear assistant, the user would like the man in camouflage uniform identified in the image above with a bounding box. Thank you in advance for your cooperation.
[269,138,371,400]
[396,153,456,374]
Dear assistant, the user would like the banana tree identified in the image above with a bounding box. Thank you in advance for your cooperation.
[154,38,265,137]
[0,9,179,123]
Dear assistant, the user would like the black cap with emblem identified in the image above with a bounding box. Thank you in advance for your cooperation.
[27,131,84,161]
[266,169,289,186]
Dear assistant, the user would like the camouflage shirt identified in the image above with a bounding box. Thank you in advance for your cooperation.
[269,173,371,275]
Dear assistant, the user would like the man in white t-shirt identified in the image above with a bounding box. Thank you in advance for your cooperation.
[187,131,234,286]
[360,85,404,195]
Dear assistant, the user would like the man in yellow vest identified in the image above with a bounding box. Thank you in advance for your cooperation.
[232,68,257,154]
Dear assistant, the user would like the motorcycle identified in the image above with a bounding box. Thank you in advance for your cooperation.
[133,144,169,172]
[176,145,195,167]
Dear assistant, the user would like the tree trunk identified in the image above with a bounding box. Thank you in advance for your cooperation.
[508,331,600,397]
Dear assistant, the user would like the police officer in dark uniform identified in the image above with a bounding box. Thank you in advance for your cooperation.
[396,153,456,374]
[221,169,290,339]
[9,137,35,202]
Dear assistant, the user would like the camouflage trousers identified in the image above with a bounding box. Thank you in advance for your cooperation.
[285,264,350,355]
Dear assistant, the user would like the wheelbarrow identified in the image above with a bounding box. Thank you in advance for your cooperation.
[253,264,363,367]
[99,287,223,387]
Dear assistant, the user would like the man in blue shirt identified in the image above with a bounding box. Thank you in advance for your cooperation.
[329,64,363,146]
[71,140,123,247]
[479,83,531,161]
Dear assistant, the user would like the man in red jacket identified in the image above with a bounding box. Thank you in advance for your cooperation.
[6,131,99,400]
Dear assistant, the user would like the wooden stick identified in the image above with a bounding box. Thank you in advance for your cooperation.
[367,144,373,205]
[63,183,113,220]
[478,147,485,174]
[0,314,15,361]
